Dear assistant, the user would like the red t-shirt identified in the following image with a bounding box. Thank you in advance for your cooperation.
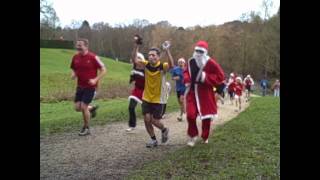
[70,52,105,89]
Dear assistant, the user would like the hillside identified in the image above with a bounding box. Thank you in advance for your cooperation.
[40,48,132,102]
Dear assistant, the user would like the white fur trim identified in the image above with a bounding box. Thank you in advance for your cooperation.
[194,84,202,117]
[128,95,142,104]
[131,70,144,77]
[200,114,218,121]
[200,72,206,83]
[178,58,185,63]
[137,52,145,61]
[195,46,208,54]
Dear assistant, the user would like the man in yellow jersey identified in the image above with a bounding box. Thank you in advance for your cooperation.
[132,36,174,148]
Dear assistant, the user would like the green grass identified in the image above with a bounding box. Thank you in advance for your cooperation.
[40,48,181,135]
[40,48,132,101]
[127,97,280,179]
[40,94,180,135]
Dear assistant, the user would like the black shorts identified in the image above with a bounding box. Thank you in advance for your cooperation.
[216,84,225,95]
[228,91,235,98]
[142,100,163,119]
[176,90,185,99]
[74,87,95,105]
[245,85,251,92]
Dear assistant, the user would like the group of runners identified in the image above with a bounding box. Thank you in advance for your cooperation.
[224,73,255,112]
[69,35,271,148]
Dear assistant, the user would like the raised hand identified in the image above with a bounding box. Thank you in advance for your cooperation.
[162,41,171,50]
[134,34,143,45]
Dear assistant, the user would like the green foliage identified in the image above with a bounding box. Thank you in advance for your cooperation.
[128,97,280,179]
[40,40,74,49]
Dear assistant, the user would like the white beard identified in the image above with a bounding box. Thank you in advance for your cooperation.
[193,52,209,68]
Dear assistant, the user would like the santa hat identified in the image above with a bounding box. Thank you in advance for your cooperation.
[178,58,185,63]
[247,74,251,78]
[137,52,145,61]
[236,76,242,82]
[194,40,209,53]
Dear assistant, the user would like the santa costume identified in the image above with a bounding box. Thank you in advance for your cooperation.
[227,73,236,97]
[127,53,145,130]
[234,77,244,99]
[183,40,225,145]
[128,53,145,104]
[244,74,254,91]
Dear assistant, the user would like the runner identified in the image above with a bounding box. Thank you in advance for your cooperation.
[272,79,280,97]
[227,73,236,105]
[133,37,174,148]
[243,74,254,102]
[70,38,106,136]
[126,36,145,132]
[184,40,225,147]
[260,77,269,96]
[170,58,187,121]
[214,80,226,105]
[234,76,244,112]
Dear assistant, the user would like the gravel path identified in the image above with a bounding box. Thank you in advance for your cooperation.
[40,99,250,180]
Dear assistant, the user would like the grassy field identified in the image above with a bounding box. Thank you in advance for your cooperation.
[40,48,181,135]
[40,94,180,135]
[40,48,132,102]
[127,96,280,179]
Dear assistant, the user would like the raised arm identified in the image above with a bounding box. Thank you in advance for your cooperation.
[131,35,144,65]
[131,41,139,64]
[162,41,174,69]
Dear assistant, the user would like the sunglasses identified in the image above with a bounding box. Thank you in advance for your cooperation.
[195,50,204,54]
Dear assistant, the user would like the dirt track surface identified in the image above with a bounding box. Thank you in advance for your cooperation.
[40,99,250,180]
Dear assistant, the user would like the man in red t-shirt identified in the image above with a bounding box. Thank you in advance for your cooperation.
[70,38,107,136]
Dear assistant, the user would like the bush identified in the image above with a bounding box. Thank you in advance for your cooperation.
[40,39,74,49]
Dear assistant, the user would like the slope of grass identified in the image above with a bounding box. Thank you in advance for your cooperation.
[127,97,280,179]
[40,94,180,135]
[40,48,132,101]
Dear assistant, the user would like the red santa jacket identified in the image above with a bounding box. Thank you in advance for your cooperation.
[128,68,145,103]
[234,82,243,96]
[183,57,225,120]
[228,80,236,93]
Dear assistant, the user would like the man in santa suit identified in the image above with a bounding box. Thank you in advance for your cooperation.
[183,40,225,147]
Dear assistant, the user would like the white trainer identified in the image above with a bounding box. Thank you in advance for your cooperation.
[187,137,197,147]
[126,127,135,132]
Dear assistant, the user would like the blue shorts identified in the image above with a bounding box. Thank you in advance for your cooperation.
[176,90,185,99]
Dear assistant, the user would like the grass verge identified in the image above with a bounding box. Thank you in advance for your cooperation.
[127,96,280,179]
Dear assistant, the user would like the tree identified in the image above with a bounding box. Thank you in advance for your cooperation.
[261,0,274,20]
[78,20,92,42]
[40,0,60,28]
[40,0,60,40]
